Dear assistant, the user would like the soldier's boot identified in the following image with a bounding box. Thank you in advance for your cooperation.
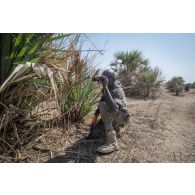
[96,130,119,154]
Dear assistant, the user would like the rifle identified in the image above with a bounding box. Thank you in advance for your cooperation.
[86,107,100,139]
[90,107,100,130]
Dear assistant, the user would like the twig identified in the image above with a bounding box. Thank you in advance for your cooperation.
[25,135,44,149]
[32,146,59,153]
[50,151,53,159]
[152,101,164,128]
[83,34,104,55]
[13,123,22,145]
[144,99,154,117]
[37,150,40,163]
[0,155,16,161]
[179,150,182,162]
[185,153,192,162]
[173,152,177,162]
[0,137,17,156]
[122,144,135,163]
[0,101,8,109]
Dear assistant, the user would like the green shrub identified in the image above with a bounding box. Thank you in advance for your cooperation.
[61,79,99,122]
[191,82,195,89]
[139,67,163,97]
[166,76,184,96]
[184,83,191,92]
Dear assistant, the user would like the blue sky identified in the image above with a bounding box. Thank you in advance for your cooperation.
[83,33,195,83]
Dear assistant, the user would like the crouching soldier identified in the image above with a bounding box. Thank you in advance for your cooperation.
[88,69,130,154]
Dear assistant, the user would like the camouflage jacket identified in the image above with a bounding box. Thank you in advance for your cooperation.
[101,81,127,111]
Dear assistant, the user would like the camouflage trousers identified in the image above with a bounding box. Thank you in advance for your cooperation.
[89,101,129,139]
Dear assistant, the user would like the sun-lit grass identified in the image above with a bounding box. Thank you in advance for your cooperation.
[0,33,100,160]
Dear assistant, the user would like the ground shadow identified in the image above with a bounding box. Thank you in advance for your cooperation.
[46,137,104,163]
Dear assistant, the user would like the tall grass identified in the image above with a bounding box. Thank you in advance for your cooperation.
[0,33,100,160]
[61,79,99,122]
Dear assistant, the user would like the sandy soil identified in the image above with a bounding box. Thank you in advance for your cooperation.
[115,89,195,163]
[12,88,194,163]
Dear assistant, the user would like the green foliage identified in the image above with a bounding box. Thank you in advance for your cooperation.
[166,76,185,95]
[140,67,163,97]
[0,33,69,84]
[0,33,101,158]
[0,33,99,122]
[61,79,99,122]
[110,50,163,98]
[191,82,195,89]
[0,33,71,109]
[111,50,149,74]
[184,83,191,92]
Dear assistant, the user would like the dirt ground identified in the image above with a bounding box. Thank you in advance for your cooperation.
[116,88,195,163]
[10,88,195,163]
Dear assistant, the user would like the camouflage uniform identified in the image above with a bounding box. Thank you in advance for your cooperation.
[89,80,129,139]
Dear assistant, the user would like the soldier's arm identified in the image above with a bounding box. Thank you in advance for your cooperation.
[103,87,119,112]
[101,76,118,112]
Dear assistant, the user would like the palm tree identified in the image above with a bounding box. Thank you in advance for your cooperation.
[110,50,163,98]
[110,50,149,75]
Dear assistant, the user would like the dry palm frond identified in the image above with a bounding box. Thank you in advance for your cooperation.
[0,34,100,162]
[0,60,68,153]
[0,62,67,106]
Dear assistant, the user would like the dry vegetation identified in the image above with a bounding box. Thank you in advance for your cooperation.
[0,33,100,162]
[45,88,195,163]
[1,87,194,163]
[0,34,194,163]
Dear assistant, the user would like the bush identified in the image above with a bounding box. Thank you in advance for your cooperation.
[166,76,184,96]
[110,50,163,98]
[139,67,163,97]
[191,82,195,89]
[184,83,191,92]
[61,79,99,122]
[0,33,100,159]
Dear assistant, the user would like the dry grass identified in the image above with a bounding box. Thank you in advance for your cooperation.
[1,88,193,163]
[0,35,101,162]
[42,89,195,163]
